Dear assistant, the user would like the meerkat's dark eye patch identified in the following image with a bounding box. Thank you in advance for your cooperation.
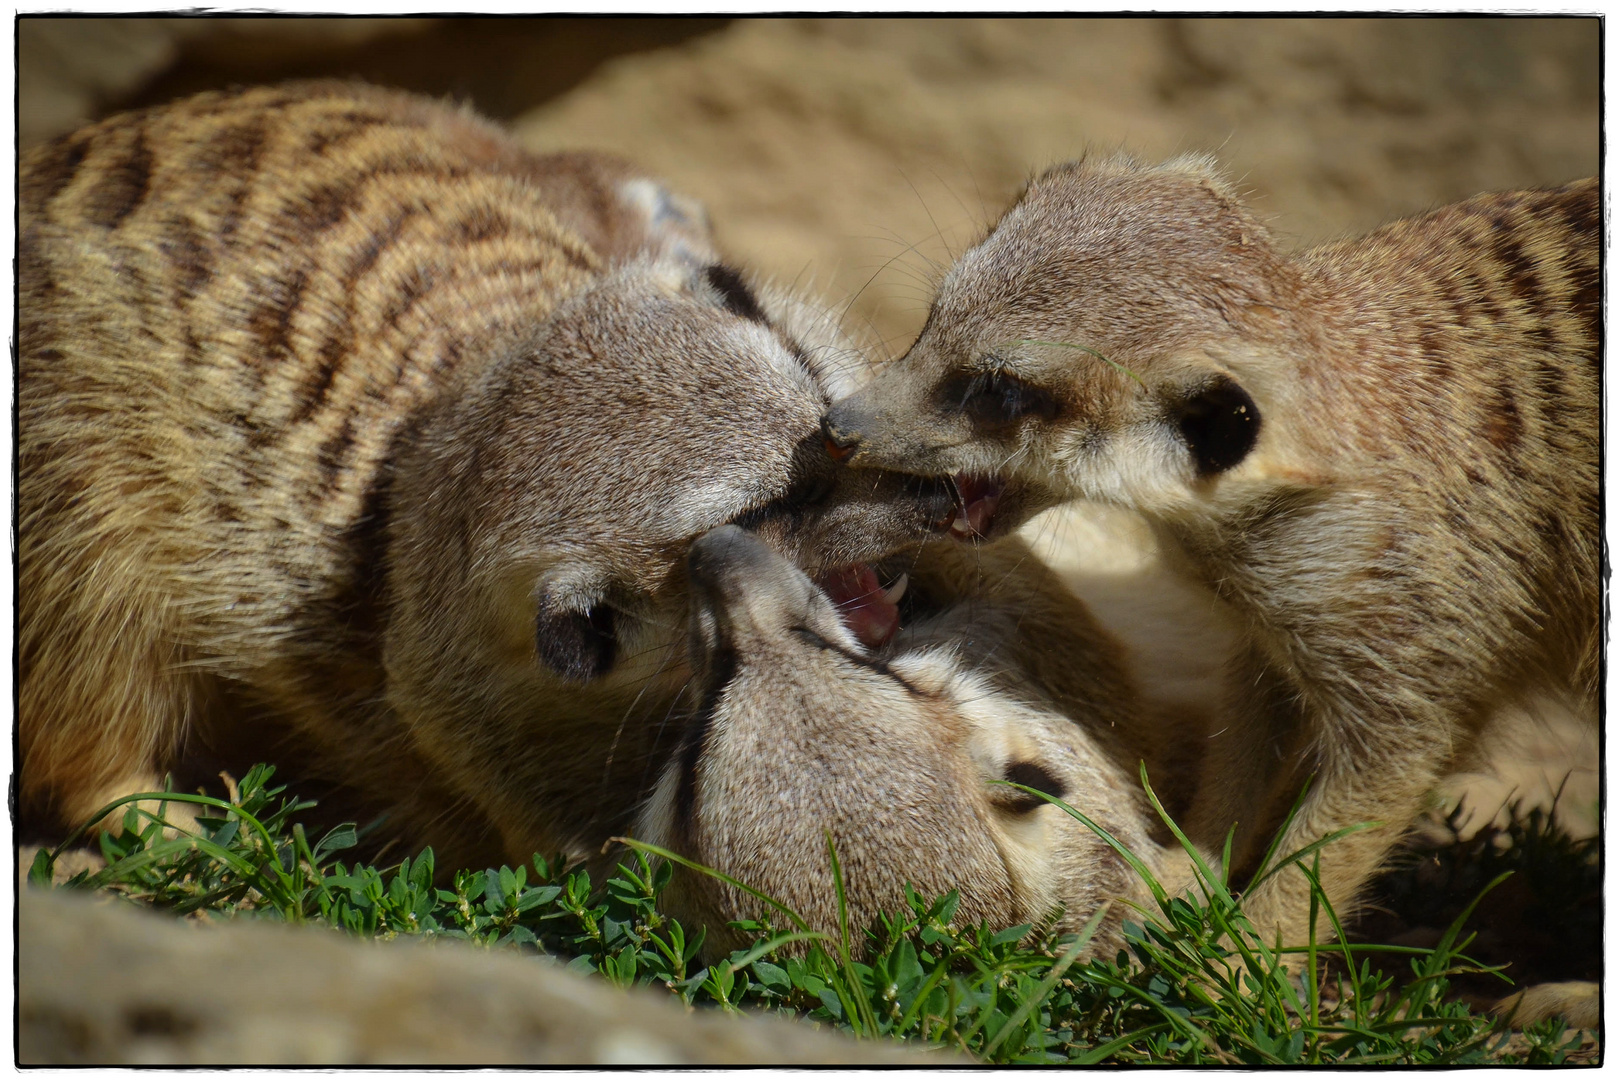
[1175,376,1262,476]
[992,760,1068,814]
[535,598,617,682]
[704,264,767,324]
[937,367,1061,432]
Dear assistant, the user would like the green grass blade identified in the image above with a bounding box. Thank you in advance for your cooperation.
[726,930,829,972]
[825,831,881,1037]
[892,958,958,1039]
[1245,821,1383,895]
[981,902,1108,1056]
[1072,1021,1173,1064]
[615,837,813,933]
[995,780,1168,910]
[53,790,300,896]
[1134,763,1232,906]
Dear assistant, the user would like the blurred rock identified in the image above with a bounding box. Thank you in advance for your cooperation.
[19,889,934,1066]
[19,18,188,147]
[18,18,433,147]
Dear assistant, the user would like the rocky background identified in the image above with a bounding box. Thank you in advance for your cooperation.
[17,15,1602,1063]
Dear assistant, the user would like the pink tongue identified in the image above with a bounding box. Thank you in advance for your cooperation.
[951,474,1003,538]
[816,563,900,648]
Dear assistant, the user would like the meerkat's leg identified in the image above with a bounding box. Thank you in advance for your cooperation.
[1184,663,1451,950]
[1494,982,1601,1031]
[18,544,202,835]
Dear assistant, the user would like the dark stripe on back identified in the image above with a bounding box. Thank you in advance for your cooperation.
[336,413,416,641]
[22,131,90,210]
[1561,181,1600,241]
[287,327,356,427]
[182,328,206,369]
[1415,318,1452,379]
[205,116,269,174]
[82,126,153,228]
[1488,210,1553,326]
[1434,274,1470,330]
[316,413,357,489]
[160,215,213,298]
[1483,387,1524,453]
[560,242,593,272]
[1467,266,1508,324]
[1566,256,1601,367]
[347,210,415,284]
[457,207,512,244]
[290,179,360,235]
[247,266,310,369]
[331,410,434,650]
[305,110,397,156]
[204,118,269,240]
[1534,356,1568,429]
[380,265,439,332]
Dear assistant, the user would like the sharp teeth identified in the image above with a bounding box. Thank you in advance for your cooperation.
[950,516,973,537]
[881,572,909,605]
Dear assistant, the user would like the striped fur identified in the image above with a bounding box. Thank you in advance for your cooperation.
[823,155,1600,953]
[18,83,943,866]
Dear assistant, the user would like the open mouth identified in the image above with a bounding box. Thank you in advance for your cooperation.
[814,563,910,649]
[948,473,1004,539]
[806,475,1002,647]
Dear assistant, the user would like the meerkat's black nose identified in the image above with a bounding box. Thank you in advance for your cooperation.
[821,413,861,462]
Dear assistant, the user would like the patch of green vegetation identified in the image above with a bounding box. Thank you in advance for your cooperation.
[28,764,1596,1065]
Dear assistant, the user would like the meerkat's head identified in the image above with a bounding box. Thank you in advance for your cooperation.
[636,524,1154,957]
[824,154,1313,537]
[382,257,958,851]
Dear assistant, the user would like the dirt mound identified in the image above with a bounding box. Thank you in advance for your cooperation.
[513,18,1597,353]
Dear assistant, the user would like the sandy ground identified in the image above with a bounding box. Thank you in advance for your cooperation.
[19,17,1601,836]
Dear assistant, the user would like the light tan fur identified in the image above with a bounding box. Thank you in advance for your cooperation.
[823,154,1600,954]
[636,525,1166,958]
[20,82,955,867]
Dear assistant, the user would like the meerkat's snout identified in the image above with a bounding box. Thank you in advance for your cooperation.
[820,412,862,462]
[685,524,858,663]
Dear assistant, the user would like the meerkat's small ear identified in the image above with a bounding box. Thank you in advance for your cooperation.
[616,177,717,268]
[534,587,617,682]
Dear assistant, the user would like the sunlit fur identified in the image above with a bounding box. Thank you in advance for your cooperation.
[19,83,949,866]
[826,153,1600,955]
[636,526,1166,959]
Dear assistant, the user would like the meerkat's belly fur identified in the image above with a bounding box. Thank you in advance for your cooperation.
[20,83,955,865]
[824,156,1599,950]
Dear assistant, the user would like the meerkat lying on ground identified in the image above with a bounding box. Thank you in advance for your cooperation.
[637,524,1166,958]
[822,155,1600,952]
[20,82,955,868]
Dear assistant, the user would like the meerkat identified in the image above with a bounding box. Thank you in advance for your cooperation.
[640,523,1593,1027]
[821,154,1601,949]
[636,524,1165,958]
[20,81,955,867]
